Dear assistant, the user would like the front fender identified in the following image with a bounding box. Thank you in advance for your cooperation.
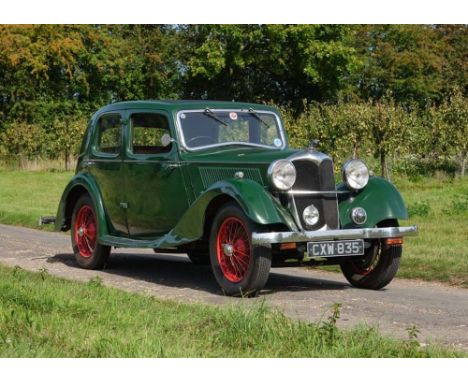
[55,172,109,237]
[338,176,408,228]
[170,178,297,242]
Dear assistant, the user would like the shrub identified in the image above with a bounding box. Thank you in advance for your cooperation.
[407,201,432,217]
[443,195,468,216]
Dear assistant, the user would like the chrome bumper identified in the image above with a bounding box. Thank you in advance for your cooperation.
[252,226,418,245]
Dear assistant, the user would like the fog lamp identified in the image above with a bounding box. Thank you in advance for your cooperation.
[351,207,367,224]
[303,204,320,226]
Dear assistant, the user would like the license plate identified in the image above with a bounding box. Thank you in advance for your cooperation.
[307,239,364,258]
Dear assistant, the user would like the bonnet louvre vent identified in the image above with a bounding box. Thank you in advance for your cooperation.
[199,167,264,188]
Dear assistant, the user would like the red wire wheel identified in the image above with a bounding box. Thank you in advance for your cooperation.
[74,204,97,258]
[216,217,252,282]
[351,247,382,276]
[340,220,402,290]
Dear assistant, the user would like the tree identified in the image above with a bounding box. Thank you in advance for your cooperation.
[368,98,409,179]
[434,25,468,97]
[442,89,468,177]
[180,25,359,112]
[352,25,447,106]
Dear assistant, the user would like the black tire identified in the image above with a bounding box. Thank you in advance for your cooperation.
[187,251,211,265]
[340,220,402,290]
[209,202,271,297]
[71,194,111,270]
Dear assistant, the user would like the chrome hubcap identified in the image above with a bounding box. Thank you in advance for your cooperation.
[78,227,84,237]
[223,244,234,257]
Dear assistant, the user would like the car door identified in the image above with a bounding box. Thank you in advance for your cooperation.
[87,112,128,235]
[123,110,190,238]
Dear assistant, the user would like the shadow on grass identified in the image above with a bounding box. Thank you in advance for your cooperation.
[47,251,349,296]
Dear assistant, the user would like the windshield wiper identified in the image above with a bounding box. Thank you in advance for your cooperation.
[203,108,229,127]
[248,108,271,129]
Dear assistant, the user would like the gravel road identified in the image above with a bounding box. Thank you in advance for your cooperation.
[0,223,467,350]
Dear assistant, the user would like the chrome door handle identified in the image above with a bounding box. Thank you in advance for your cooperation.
[83,160,95,167]
[163,163,181,169]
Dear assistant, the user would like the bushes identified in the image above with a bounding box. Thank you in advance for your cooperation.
[283,93,468,178]
[407,201,432,218]
[0,117,86,170]
[0,94,466,177]
[443,195,468,216]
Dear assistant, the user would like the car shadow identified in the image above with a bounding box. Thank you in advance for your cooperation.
[47,251,350,296]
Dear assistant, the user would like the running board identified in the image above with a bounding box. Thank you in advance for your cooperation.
[99,233,184,249]
[38,216,56,225]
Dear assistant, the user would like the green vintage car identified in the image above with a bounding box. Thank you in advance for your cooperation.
[53,100,417,296]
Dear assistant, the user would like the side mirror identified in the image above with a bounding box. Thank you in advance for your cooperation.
[160,133,173,147]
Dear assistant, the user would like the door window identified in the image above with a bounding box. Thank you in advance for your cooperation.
[95,114,121,154]
[130,113,172,155]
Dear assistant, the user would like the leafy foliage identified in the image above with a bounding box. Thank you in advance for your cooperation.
[181,25,358,109]
[0,24,466,176]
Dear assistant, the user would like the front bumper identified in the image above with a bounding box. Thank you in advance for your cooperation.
[252,226,418,245]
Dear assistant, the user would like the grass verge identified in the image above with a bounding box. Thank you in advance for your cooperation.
[0,264,462,357]
[0,170,72,229]
[395,177,468,287]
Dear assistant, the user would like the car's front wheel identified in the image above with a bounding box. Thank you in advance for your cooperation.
[340,219,402,290]
[71,194,111,269]
[209,203,271,297]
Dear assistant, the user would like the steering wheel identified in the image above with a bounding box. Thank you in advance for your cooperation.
[187,136,217,146]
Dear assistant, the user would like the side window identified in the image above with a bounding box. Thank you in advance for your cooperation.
[131,113,171,155]
[95,114,121,154]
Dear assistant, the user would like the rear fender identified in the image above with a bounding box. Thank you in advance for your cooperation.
[55,173,109,237]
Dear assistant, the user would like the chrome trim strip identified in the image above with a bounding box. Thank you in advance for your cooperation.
[252,226,418,245]
[287,148,332,165]
[286,190,348,195]
[288,193,304,231]
[175,109,287,152]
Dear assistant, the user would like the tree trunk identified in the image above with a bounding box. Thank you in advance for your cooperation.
[64,149,69,171]
[461,151,467,178]
[380,149,388,179]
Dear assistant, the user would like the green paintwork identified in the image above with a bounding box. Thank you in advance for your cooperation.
[55,172,110,237]
[170,178,297,241]
[55,100,298,247]
[121,108,189,237]
[94,178,298,250]
[55,99,409,250]
[337,176,408,229]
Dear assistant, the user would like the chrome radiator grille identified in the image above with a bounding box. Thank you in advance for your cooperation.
[291,158,339,230]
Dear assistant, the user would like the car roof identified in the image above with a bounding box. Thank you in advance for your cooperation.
[94,100,278,116]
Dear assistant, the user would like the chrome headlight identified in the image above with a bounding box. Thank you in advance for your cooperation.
[268,159,296,191]
[342,159,369,191]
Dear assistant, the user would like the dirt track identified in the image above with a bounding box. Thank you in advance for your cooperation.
[0,223,467,350]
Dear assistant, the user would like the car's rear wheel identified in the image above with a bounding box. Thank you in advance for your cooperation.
[340,219,402,290]
[71,194,111,269]
[209,203,271,297]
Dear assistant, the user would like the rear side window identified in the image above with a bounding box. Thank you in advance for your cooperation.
[95,114,121,154]
[131,113,172,155]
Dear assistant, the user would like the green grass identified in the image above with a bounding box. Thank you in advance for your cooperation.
[0,170,73,228]
[0,264,462,357]
[395,177,468,287]
[0,170,467,286]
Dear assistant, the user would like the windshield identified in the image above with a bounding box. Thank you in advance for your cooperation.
[177,110,285,150]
